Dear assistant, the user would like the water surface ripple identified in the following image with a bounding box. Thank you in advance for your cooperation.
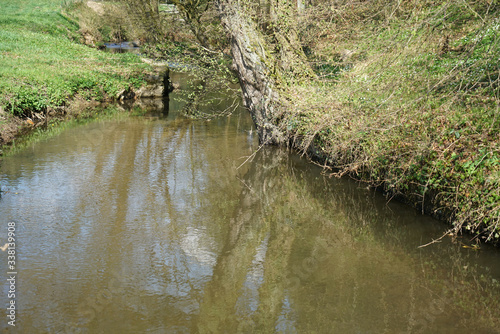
[1,74,499,333]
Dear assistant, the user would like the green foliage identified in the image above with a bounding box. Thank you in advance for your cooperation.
[283,0,500,244]
[150,42,240,119]
[169,0,216,48]
[0,0,151,117]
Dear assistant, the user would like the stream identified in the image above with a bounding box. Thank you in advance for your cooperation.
[1,72,500,333]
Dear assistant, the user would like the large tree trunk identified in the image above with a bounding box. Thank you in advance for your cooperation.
[215,0,314,145]
[215,0,286,145]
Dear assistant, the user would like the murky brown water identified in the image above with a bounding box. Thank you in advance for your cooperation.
[1,73,500,333]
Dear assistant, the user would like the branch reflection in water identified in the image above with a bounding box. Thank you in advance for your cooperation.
[0,72,499,333]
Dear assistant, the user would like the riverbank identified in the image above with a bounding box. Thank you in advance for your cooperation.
[281,1,500,245]
[0,0,166,152]
[1,0,499,246]
[2,76,499,333]
[183,1,499,245]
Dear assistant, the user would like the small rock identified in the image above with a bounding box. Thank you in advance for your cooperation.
[135,85,164,98]
[144,74,162,84]
[117,88,135,100]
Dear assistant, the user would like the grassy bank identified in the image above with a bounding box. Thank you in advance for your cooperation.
[2,0,499,245]
[0,0,152,148]
[284,1,500,245]
[137,0,500,245]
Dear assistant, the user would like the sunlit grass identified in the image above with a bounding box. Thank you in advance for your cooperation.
[289,0,500,243]
[0,0,151,116]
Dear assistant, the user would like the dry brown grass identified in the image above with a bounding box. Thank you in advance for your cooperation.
[280,0,500,244]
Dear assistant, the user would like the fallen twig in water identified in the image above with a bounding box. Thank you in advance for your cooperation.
[418,228,456,248]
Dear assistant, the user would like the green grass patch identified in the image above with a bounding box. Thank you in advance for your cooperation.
[0,0,151,116]
[289,0,500,244]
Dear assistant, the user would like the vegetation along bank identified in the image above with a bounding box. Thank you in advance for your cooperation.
[1,0,499,246]
[0,0,169,153]
[165,0,500,246]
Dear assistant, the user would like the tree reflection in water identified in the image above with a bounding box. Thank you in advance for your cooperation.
[196,146,500,333]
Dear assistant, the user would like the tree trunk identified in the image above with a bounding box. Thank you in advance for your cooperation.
[215,0,315,144]
[215,0,285,145]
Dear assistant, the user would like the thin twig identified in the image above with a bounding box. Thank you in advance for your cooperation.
[236,141,266,170]
[417,228,455,248]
